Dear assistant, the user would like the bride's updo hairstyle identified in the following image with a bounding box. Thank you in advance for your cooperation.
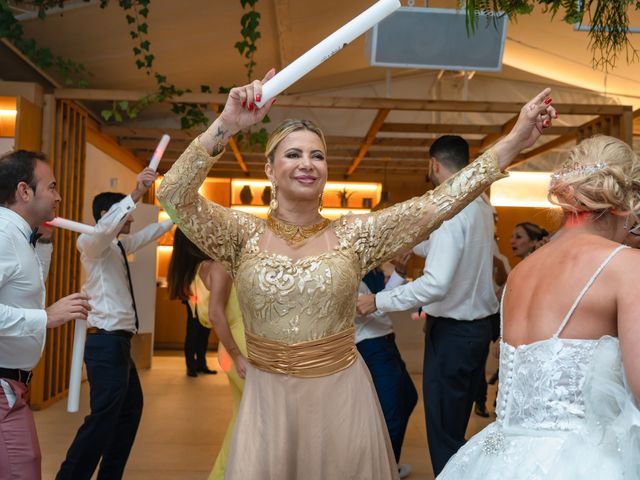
[548,135,640,221]
[265,119,327,164]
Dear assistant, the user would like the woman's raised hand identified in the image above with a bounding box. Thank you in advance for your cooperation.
[494,88,557,170]
[510,88,557,150]
[218,68,277,137]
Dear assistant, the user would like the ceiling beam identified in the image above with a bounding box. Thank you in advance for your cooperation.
[101,126,204,141]
[346,109,390,177]
[380,123,501,134]
[113,130,479,149]
[54,89,626,115]
[519,134,577,161]
[480,115,518,151]
[228,137,249,174]
[273,0,294,69]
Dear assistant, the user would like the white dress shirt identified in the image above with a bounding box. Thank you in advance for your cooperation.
[355,271,405,343]
[375,196,499,321]
[78,195,173,333]
[0,207,53,369]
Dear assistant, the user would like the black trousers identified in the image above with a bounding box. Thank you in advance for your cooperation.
[474,312,501,407]
[423,315,492,476]
[56,333,143,480]
[357,333,418,463]
[183,303,211,371]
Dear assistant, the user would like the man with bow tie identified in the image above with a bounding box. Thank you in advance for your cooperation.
[0,149,91,479]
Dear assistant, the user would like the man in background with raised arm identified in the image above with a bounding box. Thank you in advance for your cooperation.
[57,166,173,480]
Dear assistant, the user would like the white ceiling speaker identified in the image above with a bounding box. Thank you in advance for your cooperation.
[365,7,508,72]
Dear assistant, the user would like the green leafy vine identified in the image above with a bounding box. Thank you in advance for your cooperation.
[464,0,640,69]
[1,0,269,144]
[0,0,91,86]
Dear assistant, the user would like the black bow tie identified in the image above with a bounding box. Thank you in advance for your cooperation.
[29,229,42,247]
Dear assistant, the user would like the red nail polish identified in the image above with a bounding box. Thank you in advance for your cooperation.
[249,103,254,111]
[242,101,246,108]
[544,120,550,127]
[256,94,262,102]
[544,97,553,105]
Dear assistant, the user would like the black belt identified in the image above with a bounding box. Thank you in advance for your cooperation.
[0,368,32,385]
[87,327,134,339]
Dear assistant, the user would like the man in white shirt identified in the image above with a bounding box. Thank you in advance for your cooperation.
[57,167,173,480]
[357,136,498,476]
[355,258,417,480]
[0,150,90,479]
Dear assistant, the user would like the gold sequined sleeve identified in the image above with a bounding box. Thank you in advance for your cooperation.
[336,149,507,276]
[156,138,259,276]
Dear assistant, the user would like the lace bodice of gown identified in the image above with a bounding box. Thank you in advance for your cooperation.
[496,337,621,433]
[495,245,629,434]
[157,138,505,344]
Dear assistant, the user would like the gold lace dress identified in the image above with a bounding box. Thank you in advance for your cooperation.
[157,138,505,480]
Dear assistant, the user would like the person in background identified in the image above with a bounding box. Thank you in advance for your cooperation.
[167,229,247,479]
[355,252,417,479]
[167,229,217,377]
[357,135,501,476]
[511,222,549,259]
[0,150,90,479]
[57,167,173,480]
[206,254,247,480]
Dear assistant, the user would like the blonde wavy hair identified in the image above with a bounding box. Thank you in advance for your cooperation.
[265,119,327,163]
[548,135,640,222]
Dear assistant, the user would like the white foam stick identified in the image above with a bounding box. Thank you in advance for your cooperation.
[148,134,171,171]
[67,319,87,413]
[49,217,96,235]
[255,0,400,107]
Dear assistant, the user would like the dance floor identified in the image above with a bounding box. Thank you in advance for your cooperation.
[35,349,496,480]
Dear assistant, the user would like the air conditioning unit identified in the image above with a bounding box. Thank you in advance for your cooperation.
[365,7,508,72]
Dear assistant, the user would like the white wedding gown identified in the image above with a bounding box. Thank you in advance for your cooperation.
[439,245,640,479]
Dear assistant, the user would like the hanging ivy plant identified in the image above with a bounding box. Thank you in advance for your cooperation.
[0,1,91,86]
[464,0,640,69]
[1,0,269,139]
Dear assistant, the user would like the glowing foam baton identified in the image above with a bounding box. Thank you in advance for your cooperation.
[255,0,400,107]
[66,319,87,413]
[148,134,171,171]
[48,217,96,235]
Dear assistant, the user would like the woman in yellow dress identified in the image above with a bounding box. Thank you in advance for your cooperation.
[206,263,247,480]
[167,229,248,479]
[157,70,557,479]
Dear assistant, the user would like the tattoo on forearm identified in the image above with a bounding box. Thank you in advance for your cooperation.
[210,125,227,156]
[214,125,226,140]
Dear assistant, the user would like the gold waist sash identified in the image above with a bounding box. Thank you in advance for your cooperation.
[245,327,357,378]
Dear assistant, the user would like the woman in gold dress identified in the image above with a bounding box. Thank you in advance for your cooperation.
[157,70,557,479]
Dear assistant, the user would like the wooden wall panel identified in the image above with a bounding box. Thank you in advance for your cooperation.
[14,96,42,151]
[31,100,87,410]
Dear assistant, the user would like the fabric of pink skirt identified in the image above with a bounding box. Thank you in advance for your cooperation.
[224,356,399,480]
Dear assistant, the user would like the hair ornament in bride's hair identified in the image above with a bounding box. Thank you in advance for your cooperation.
[550,159,608,185]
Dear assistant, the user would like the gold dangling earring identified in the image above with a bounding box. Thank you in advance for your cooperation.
[318,192,324,213]
[269,184,279,213]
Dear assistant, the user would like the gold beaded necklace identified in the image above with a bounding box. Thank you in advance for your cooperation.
[266,214,331,245]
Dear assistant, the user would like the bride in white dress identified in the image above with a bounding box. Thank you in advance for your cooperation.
[439,135,640,479]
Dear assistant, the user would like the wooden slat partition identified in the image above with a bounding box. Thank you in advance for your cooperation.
[30,100,87,409]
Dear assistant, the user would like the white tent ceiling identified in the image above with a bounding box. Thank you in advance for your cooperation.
[4,0,640,178]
